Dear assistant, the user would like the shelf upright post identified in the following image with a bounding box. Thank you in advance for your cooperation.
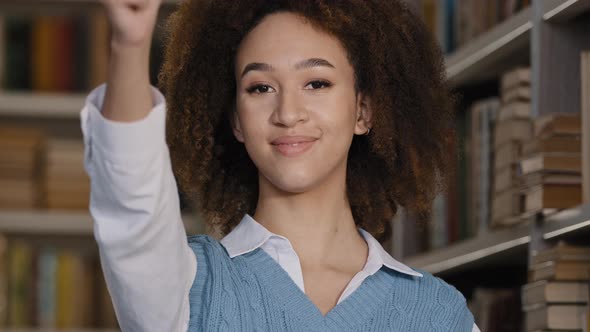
[528,0,545,266]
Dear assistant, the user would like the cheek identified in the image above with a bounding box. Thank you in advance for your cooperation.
[236,102,272,141]
[311,97,357,136]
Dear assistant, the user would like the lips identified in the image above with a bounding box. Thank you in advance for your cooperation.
[271,136,317,145]
[271,136,318,157]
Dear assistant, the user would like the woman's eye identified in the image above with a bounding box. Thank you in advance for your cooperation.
[246,84,274,94]
[305,80,332,90]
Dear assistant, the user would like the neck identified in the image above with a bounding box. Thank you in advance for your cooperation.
[253,163,366,268]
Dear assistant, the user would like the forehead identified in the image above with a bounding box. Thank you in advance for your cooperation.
[235,12,353,76]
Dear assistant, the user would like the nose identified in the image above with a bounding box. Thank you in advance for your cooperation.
[271,89,309,127]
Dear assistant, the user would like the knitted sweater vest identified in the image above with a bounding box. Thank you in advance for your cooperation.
[187,235,474,331]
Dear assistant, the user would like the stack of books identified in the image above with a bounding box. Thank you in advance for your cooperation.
[45,138,90,210]
[491,67,533,227]
[0,127,46,209]
[523,241,590,331]
[519,113,582,217]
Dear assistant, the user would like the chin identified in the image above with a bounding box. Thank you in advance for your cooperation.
[262,170,320,194]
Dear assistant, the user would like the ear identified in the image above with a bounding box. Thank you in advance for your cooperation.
[230,109,245,143]
[354,92,373,135]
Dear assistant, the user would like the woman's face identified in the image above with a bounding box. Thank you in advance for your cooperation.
[233,12,371,194]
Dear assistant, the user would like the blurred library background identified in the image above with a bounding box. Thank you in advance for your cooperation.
[0,0,589,331]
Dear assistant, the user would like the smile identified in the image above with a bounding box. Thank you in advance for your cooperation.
[271,140,317,157]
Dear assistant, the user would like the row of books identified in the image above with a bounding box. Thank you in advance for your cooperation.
[0,11,109,92]
[523,241,590,331]
[0,127,90,210]
[0,10,166,93]
[418,0,531,54]
[0,234,118,328]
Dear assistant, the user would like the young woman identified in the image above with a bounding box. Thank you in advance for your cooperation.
[82,0,480,330]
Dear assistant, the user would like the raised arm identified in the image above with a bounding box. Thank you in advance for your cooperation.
[81,1,195,331]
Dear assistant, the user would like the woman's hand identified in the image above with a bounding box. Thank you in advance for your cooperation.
[100,0,162,48]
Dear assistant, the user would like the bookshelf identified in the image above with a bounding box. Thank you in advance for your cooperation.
[397,0,590,271]
[408,1,590,328]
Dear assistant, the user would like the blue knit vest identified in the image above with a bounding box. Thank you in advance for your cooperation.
[187,234,474,331]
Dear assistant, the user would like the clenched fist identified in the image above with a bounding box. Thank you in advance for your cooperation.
[100,0,162,48]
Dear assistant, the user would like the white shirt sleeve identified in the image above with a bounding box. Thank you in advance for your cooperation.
[472,323,481,332]
[80,84,196,332]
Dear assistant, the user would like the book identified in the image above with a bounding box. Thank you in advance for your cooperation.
[469,98,499,237]
[494,141,522,171]
[501,67,531,92]
[520,152,581,175]
[54,16,75,91]
[520,172,582,190]
[534,113,581,138]
[56,249,96,328]
[522,280,589,306]
[497,101,531,122]
[7,240,35,327]
[529,260,590,282]
[31,15,55,91]
[502,85,531,104]
[494,118,532,148]
[531,241,590,265]
[37,247,57,328]
[491,187,520,226]
[521,135,582,156]
[523,183,582,213]
[582,51,590,203]
[525,303,588,331]
[4,16,32,89]
[494,164,519,194]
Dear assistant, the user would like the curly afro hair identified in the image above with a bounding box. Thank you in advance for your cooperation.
[158,0,457,243]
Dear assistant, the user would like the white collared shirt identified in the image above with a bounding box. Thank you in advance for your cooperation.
[81,84,480,332]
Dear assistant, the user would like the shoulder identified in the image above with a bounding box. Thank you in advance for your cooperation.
[412,268,467,305]
[411,268,475,331]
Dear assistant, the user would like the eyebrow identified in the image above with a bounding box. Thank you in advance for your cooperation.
[240,58,335,79]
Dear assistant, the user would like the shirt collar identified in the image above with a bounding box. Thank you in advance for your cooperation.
[220,214,423,278]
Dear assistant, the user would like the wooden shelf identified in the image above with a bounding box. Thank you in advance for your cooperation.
[0,92,87,119]
[542,203,590,240]
[405,203,590,275]
[0,209,202,235]
[445,0,590,87]
[543,0,590,23]
[405,222,530,275]
[445,6,532,87]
